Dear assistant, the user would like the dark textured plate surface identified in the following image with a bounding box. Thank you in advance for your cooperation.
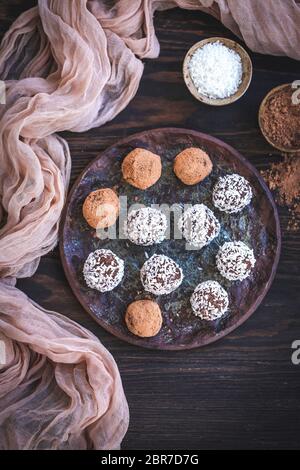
[60,128,281,350]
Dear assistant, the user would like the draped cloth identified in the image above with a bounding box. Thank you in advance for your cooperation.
[0,0,299,450]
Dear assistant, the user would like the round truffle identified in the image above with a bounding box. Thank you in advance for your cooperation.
[213,174,252,213]
[216,241,256,281]
[125,207,167,246]
[83,249,124,292]
[174,147,212,185]
[140,254,183,295]
[178,204,220,249]
[125,300,162,337]
[122,148,162,190]
[190,280,229,320]
[82,188,119,229]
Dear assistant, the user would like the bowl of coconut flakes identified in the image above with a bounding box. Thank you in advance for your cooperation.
[183,37,253,106]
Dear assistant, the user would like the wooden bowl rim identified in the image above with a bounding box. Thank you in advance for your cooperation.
[182,37,253,106]
[59,127,281,350]
[258,83,300,153]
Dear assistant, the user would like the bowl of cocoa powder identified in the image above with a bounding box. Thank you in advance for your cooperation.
[259,83,300,153]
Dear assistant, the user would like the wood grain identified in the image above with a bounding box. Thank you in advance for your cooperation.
[1,0,300,450]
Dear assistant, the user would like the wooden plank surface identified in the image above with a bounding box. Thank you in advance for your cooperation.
[1,0,300,450]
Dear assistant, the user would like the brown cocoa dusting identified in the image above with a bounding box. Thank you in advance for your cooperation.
[82,188,119,229]
[173,147,213,185]
[121,148,162,190]
[260,85,300,150]
[261,153,300,231]
[125,300,162,338]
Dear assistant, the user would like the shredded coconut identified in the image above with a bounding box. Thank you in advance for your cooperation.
[213,174,252,213]
[83,249,124,292]
[190,280,229,320]
[188,41,243,99]
[125,207,167,246]
[216,241,256,281]
[178,204,220,249]
[140,254,183,295]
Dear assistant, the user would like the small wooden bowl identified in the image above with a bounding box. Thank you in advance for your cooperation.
[258,83,300,153]
[183,37,253,106]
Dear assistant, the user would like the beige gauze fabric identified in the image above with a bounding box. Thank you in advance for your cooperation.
[0,0,299,450]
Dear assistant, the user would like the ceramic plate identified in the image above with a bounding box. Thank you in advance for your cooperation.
[60,128,281,350]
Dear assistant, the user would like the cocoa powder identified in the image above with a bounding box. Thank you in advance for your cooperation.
[121,148,162,190]
[260,85,300,150]
[262,154,300,231]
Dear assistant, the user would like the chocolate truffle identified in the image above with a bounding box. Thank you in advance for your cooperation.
[125,207,167,246]
[140,254,183,295]
[216,241,256,281]
[82,188,119,229]
[125,300,162,337]
[173,147,212,185]
[213,174,252,213]
[83,249,124,292]
[190,280,229,320]
[178,204,220,249]
[122,148,162,190]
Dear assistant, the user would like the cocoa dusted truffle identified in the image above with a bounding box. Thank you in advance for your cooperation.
[178,204,220,249]
[216,241,256,281]
[213,174,252,213]
[125,300,162,337]
[125,207,167,246]
[121,148,162,190]
[140,254,183,295]
[190,280,229,320]
[83,249,124,292]
[82,188,119,229]
[173,147,212,185]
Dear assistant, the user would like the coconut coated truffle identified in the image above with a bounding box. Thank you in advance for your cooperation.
[122,148,162,190]
[83,249,124,292]
[125,300,162,337]
[190,280,229,320]
[178,204,220,249]
[140,254,183,295]
[125,207,167,246]
[216,241,256,281]
[174,147,213,185]
[213,174,252,213]
[82,188,119,229]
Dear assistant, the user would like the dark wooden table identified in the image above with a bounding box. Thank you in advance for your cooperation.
[2,1,300,450]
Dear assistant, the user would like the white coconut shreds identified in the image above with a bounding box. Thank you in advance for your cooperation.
[178,204,220,249]
[83,249,124,292]
[140,254,183,295]
[188,41,243,99]
[213,174,253,213]
[125,207,167,246]
[216,241,256,281]
[190,280,229,320]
